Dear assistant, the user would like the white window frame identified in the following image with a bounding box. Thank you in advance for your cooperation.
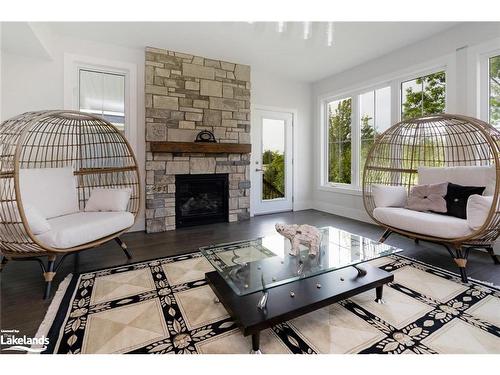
[397,66,448,122]
[63,53,138,153]
[319,64,448,194]
[479,48,500,127]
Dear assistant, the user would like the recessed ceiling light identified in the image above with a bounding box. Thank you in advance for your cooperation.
[327,22,334,46]
[303,22,312,40]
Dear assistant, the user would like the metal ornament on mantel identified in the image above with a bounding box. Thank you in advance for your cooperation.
[195,130,217,143]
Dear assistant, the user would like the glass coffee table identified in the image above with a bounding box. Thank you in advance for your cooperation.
[200,226,402,353]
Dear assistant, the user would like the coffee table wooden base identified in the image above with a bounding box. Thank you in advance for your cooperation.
[206,263,393,353]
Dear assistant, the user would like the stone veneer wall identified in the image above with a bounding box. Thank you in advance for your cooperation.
[145,47,251,233]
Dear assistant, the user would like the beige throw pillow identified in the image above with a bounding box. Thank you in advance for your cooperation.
[406,182,448,213]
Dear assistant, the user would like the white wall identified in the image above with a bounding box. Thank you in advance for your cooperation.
[311,22,500,223]
[4,21,497,239]
[251,69,313,213]
[0,23,2,122]
[1,28,314,231]
[1,34,147,230]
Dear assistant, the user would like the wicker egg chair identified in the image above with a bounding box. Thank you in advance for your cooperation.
[0,110,141,298]
[363,114,500,282]
[362,113,500,282]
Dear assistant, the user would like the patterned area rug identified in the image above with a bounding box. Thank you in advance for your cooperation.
[41,252,500,354]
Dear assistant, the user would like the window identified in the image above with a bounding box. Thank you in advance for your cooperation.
[327,97,352,184]
[326,87,392,189]
[359,87,391,182]
[401,71,446,120]
[79,69,126,132]
[322,67,447,192]
[489,55,500,127]
[65,54,137,154]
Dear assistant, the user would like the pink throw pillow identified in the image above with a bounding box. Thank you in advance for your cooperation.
[406,182,448,213]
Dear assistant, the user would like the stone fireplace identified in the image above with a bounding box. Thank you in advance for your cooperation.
[145,47,251,233]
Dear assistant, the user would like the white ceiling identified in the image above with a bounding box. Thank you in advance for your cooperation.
[41,22,458,82]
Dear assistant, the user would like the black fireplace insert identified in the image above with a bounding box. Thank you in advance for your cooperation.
[175,173,229,228]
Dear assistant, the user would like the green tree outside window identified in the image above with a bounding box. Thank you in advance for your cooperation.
[328,98,352,184]
[490,55,500,127]
[262,150,285,199]
[402,71,446,120]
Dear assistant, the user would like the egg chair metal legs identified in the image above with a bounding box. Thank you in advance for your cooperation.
[378,228,472,283]
[433,243,469,284]
[0,256,8,271]
[115,237,132,260]
[4,254,67,300]
[485,247,500,265]
[43,255,57,300]
[379,229,393,243]
[1,240,135,300]
[379,226,500,283]
[449,246,470,284]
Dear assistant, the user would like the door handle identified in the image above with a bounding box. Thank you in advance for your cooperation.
[255,168,263,172]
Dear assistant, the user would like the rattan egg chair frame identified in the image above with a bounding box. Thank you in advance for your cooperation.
[362,114,500,283]
[0,110,141,298]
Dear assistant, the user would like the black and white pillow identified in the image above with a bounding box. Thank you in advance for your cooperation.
[444,183,485,219]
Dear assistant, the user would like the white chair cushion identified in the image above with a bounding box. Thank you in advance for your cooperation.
[418,165,495,196]
[466,195,494,230]
[372,184,407,208]
[85,188,131,212]
[19,167,79,219]
[0,202,51,235]
[24,205,52,235]
[36,211,134,249]
[373,207,473,239]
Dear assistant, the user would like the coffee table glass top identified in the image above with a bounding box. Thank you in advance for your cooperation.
[200,226,402,296]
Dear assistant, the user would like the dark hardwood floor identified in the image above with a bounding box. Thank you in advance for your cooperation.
[1,209,499,339]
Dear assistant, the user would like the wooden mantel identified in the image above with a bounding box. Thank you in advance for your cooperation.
[150,141,251,154]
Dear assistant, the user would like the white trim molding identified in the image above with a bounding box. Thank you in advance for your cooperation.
[465,37,500,121]
[63,53,138,154]
[317,58,452,196]
[250,104,299,216]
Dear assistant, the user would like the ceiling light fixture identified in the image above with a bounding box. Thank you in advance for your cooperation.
[326,22,334,47]
[277,22,286,33]
[303,22,312,40]
[271,22,335,46]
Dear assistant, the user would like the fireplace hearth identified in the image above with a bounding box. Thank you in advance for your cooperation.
[175,174,229,228]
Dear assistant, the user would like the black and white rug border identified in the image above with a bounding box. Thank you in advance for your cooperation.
[36,251,500,354]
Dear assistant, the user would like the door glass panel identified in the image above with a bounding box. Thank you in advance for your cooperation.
[262,118,285,200]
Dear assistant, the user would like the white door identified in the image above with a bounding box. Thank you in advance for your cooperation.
[252,109,293,215]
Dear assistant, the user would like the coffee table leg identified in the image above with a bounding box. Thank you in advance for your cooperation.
[250,332,262,354]
[375,285,385,304]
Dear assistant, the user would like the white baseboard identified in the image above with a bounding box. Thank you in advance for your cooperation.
[311,200,374,225]
[130,217,145,232]
[293,200,313,211]
[131,201,372,232]
[249,200,313,217]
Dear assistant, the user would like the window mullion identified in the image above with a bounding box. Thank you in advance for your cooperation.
[351,95,360,189]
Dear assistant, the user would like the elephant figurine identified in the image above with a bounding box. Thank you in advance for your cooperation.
[275,223,321,257]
